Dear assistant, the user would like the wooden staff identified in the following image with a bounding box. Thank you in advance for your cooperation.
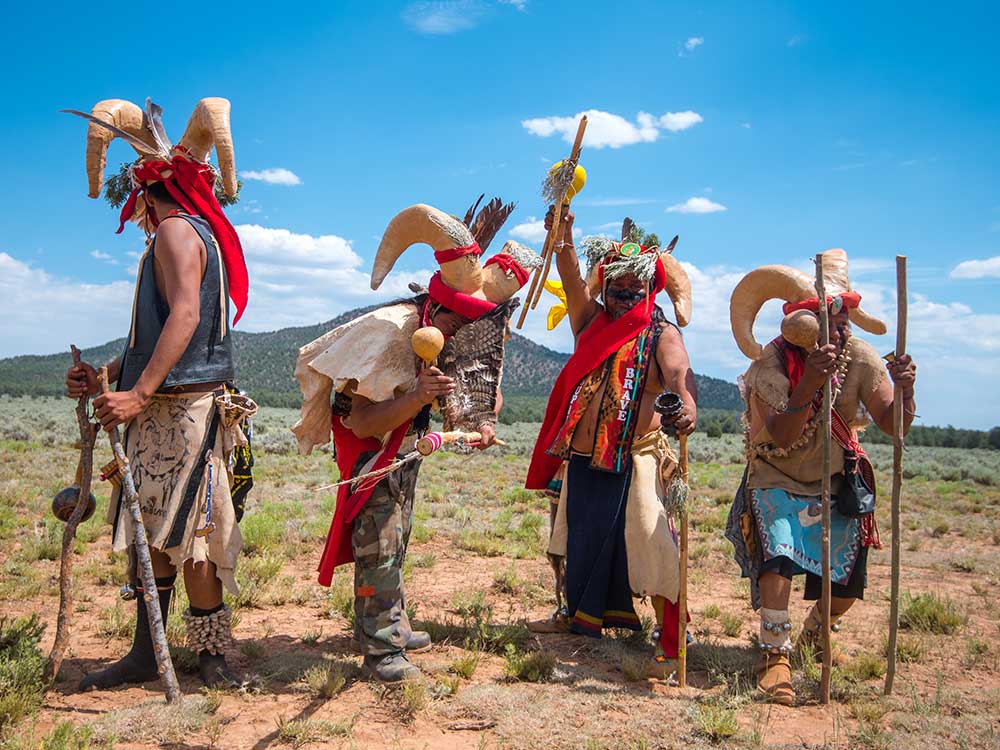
[884,255,908,696]
[516,116,588,329]
[815,254,833,704]
[45,346,98,681]
[676,433,690,688]
[97,367,181,703]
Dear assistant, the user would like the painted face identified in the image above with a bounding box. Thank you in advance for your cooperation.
[604,274,648,318]
[829,308,851,353]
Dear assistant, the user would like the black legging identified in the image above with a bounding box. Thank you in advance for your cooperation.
[759,546,868,601]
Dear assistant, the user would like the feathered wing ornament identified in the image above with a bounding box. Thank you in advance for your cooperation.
[60,109,161,156]
[471,197,517,253]
[463,194,486,228]
[438,298,519,431]
[621,217,636,243]
[143,98,173,156]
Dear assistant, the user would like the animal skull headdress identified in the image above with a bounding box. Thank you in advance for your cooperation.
[729,248,887,360]
[580,234,692,327]
[64,97,249,323]
[371,198,539,319]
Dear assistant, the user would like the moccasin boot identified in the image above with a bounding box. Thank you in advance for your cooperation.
[756,651,795,706]
[796,605,847,665]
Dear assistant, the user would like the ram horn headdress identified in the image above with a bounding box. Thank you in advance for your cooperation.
[729,248,887,360]
[483,240,542,304]
[371,204,483,294]
[63,96,248,324]
[581,234,692,328]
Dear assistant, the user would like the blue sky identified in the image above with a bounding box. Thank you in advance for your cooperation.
[1,1,998,429]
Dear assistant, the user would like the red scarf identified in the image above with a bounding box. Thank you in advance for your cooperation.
[118,150,249,325]
[782,291,861,316]
[427,272,496,320]
[526,269,665,489]
[484,253,529,286]
[317,416,410,585]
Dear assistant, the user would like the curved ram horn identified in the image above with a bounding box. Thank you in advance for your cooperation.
[660,252,692,327]
[371,204,480,293]
[849,307,888,335]
[62,100,156,198]
[729,265,815,360]
[820,248,888,334]
[177,98,237,197]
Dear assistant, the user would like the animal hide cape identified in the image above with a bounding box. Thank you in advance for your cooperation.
[438,299,518,431]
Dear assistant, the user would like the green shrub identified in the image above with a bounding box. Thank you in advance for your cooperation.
[503,644,555,682]
[691,701,739,743]
[900,592,962,634]
[0,615,47,731]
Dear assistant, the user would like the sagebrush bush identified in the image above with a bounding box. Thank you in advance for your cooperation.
[0,615,47,732]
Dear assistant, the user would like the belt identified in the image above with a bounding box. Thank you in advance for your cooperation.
[159,381,226,395]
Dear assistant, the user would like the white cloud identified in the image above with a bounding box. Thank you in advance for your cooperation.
[740,122,752,129]
[499,0,526,9]
[0,253,133,357]
[950,256,1000,279]
[522,108,703,150]
[402,1,486,34]
[685,37,704,51]
[509,217,547,243]
[658,111,704,132]
[787,34,806,47]
[90,250,118,265]
[576,197,657,207]
[666,197,728,214]
[238,168,302,186]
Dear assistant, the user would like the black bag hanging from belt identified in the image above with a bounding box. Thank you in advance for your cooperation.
[836,449,876,518]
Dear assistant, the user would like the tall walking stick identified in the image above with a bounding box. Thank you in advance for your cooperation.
[676,433,690,688]
[516,115,588,329]
[884,255,908,696]
[815,254,833,704]
[45,346,98,681]
[97,367,182,703]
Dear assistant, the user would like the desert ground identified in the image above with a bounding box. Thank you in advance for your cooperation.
[1,396,998,750]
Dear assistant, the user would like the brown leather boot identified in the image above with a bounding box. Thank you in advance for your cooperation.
[796,605,846,665]
[756,650,795,706]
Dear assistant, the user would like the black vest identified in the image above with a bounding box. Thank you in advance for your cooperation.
[118,214,236,392]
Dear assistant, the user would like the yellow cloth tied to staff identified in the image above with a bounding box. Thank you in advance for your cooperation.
[544,280,568,330]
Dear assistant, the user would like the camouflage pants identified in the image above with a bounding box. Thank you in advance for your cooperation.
[351,454,422,657]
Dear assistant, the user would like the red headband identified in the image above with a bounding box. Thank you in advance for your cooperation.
[782,291,861,316]
[434,242,481,265]
[484,253,529,286]
[427,272,496,320]
[117,150,249,325]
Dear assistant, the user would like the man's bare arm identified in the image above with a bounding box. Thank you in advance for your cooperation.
[656,324,698,435]
[93,218,203,428]
[862,355,916,437]
[134,220,205,397]
[546,207,600,336]
[348,367,455,439]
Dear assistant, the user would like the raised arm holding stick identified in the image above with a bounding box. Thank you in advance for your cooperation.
[516,115,588,329]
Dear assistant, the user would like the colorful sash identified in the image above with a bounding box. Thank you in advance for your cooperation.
[548,324,656,474]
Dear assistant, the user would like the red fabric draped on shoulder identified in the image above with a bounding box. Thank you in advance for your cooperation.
[525,261,666,490]
[118,151,250,325]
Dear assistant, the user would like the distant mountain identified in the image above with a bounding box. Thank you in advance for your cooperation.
[0,305,743,410]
